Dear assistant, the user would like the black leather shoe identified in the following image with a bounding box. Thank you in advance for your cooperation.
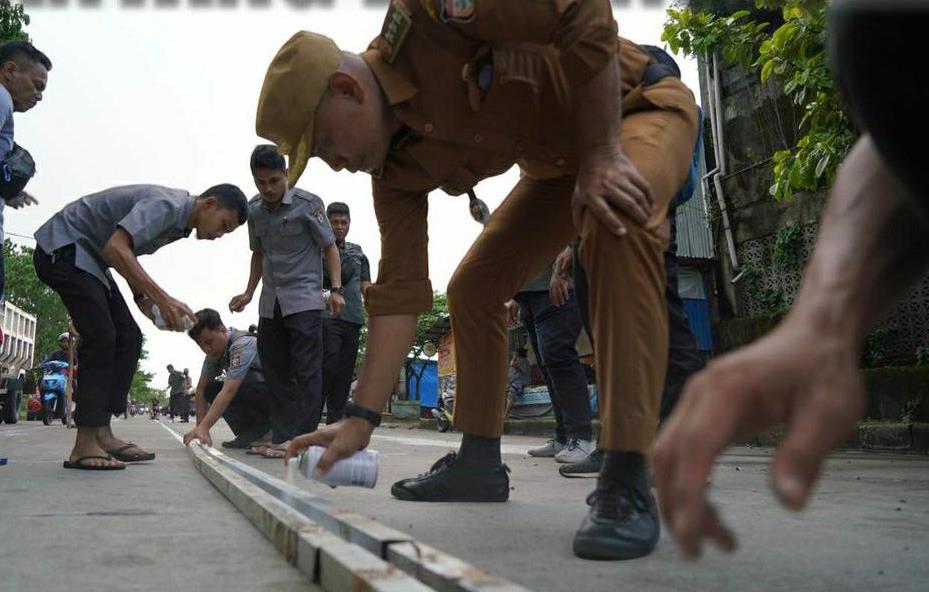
[391,452,510,502]
[573,470,660,560]
[222,426,271,449]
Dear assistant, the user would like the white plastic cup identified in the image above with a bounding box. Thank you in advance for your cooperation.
[297,446,379,489]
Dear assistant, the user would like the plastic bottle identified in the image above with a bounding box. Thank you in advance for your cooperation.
[151,304,195,331]
[296,446,379,489]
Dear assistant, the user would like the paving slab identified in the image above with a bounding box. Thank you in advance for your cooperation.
[0,417,318,592]
[170,421,929,592]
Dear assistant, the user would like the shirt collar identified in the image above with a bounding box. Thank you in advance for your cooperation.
[361,49,418,106]
[179,194,195,237]
[261,188,294,211]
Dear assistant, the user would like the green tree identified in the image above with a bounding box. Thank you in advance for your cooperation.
[355,291,448,369]
[0,0,30,45]
[129,336,162,406]
[3,240,69,361]
[663,0,857,202]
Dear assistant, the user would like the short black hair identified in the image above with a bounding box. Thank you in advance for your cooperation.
[250,144,286,174]
[200,183,248,224]
[188,308,225,341]
[327,202,350,218]
[0,41,52,71]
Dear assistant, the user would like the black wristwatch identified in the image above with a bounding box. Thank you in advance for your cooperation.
[330,285,345,296]
[133,292,145,305]
[344,402,381,427]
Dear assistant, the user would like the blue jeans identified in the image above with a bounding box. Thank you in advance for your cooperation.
[516,289,593,442]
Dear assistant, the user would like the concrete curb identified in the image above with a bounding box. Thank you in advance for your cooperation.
[414,418,929,453]
[165,424,532,592]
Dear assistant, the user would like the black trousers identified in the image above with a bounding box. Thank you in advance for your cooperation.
[257,301,323,443]
[33,246,142,428]
[170,394,189,421]
[322,318,361,424]
[516,289,593,442]
[203,379,271,437]
[574,210,705,423]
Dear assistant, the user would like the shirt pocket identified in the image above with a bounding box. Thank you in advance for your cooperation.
[277,217,310,252]
[251,219,269,251]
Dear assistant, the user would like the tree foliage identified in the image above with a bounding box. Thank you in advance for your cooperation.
[4,240,69,361]
[0,0,29,45]
[663,0,857,202]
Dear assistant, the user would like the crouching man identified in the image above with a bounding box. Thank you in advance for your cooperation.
[183,308,272,449]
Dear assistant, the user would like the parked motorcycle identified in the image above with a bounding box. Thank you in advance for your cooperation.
[39,360,69,426]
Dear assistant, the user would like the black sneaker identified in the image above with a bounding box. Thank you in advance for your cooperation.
[559,448,604,478]
[572,468,660,560]
[391,452,510,502]
[222,426,272,449]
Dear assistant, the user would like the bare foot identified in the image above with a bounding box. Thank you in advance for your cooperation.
[96,425,152,457]
[70,427,125,469]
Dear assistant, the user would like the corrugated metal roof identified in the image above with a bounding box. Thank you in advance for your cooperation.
[676,140,715,261]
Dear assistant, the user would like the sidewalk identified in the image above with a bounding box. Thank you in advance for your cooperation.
[0,418,317,592]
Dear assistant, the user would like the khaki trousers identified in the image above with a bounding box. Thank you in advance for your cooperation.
[448,76,698,453]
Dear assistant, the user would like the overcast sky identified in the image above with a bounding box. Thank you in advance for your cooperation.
[9,0,699,389]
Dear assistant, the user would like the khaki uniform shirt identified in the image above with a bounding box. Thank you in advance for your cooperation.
[363,0,694,317]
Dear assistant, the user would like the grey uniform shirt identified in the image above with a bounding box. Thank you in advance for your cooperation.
[168,370,186,396]
[200,327,264,385]
[323,241,371,326]
[34,185,194,289]
[248,188,335,319]
[0,85,15,244]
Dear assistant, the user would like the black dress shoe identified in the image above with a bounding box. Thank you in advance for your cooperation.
[222,426,272,449]
[391,452,510,502]
[573,469,660,560]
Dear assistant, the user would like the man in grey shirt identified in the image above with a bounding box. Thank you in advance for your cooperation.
[229,145,343,456]
[183,308,271,449]
[321,202,371,424]
[34,183,249,470]
[0,41,51,300]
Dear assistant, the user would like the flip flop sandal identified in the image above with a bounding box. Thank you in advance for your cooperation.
[259,445,288,459]
[107,443,156,463]
[246,445,271,456]
[63,455,126,471]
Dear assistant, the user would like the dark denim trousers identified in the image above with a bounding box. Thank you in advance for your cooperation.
[516,289,593,442]
[321,318,361,424]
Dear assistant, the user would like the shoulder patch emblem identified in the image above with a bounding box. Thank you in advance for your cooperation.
[441,0,476,23]
[379,0,413,65]
[230,352,242,368]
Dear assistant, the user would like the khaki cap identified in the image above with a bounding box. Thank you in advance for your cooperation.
[256,31,342,186]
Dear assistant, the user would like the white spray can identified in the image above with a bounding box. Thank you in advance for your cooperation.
[297,446,379,489]
[151,304,195,331]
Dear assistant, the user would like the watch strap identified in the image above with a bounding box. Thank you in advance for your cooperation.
[344,401,381,427]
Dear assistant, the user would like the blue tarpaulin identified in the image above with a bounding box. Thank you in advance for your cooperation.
[408,361,439,408]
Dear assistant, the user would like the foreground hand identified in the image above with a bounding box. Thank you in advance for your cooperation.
[228,292,253,313]
[549,276,570,307]
[553,246,574,278]
[653,318,866,560]
[7,191,38,209]
[156,295,196,332]
[327,292,345,317]
[572,148,653,235]
[284,418,374,474]
[183,425,212,447]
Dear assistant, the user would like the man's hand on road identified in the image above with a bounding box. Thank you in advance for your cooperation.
[228,292,253,313]
[183,425,212,447]
[284,418,374,474]
[653,317,867,560]
[572,148,653,235]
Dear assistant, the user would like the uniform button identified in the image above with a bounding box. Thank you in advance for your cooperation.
[473,134,483,143]
[555,158,566,167]
[424,123,434,134]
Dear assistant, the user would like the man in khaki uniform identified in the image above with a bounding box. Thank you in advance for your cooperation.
[265,0,698,560]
